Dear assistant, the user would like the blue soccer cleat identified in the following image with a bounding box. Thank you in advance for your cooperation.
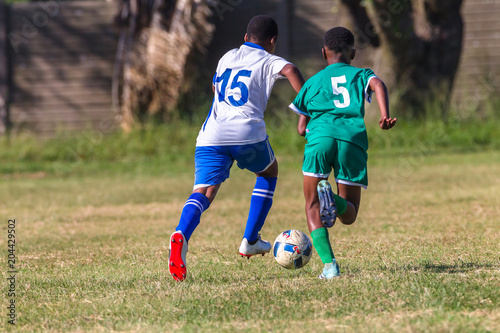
[317,180,337,228]
[318,261,340,280]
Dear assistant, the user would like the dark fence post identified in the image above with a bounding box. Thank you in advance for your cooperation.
[0,0,8,134]
[276,0,290,59]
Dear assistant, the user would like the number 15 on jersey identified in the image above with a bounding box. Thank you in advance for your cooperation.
[214,69,253,107]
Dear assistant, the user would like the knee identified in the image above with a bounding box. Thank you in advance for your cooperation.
[339,211,357,225]
[194,186,217,203]
[340,217,356,225]
[205,191,218,203]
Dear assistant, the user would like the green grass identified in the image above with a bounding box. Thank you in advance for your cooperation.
[0,119,499,332]
[1,111,500,176]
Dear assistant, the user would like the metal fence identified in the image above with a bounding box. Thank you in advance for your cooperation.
[0,0,499,135]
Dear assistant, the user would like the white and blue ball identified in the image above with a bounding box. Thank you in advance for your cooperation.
[272,229,313,269]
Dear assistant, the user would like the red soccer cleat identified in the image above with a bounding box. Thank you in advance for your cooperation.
[169,231,188,281]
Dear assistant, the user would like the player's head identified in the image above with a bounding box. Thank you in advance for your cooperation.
[322,27,356,64]
[244,15,278,54]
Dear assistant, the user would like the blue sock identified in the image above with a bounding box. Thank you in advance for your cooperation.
[176,192,211,241]
[243,177,277,242]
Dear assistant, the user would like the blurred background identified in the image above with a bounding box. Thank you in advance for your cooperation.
[0,0,499,137]
[2,3,499,331]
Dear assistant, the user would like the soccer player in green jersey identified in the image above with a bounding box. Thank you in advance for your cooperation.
[289,27,397,279]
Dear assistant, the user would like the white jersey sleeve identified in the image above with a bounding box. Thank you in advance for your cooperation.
[268,56,290,79]
[196,43,292,146]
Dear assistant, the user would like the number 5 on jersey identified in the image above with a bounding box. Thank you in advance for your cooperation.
[331,75,350,108]
[214,69,252,107]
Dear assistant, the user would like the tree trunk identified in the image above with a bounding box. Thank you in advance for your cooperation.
[114,0,214,129]
[341,0,463,118]
[120,0,137,131]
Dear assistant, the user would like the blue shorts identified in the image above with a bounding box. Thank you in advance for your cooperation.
[194,138,275,190]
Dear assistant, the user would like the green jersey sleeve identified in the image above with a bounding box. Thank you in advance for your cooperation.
[289,83,310,116]
[363,68,377,103]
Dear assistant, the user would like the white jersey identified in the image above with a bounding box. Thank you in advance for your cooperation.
[196,42,291,146]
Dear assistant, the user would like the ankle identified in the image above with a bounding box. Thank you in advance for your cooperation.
[324,259,336,270]
[247,238,258,245]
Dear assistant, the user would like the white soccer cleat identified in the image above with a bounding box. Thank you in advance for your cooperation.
[169,231,188,281]
[318,262,340,280]
[239,234,272,258]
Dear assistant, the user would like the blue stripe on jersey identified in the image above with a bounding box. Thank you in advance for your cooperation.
[243,42,265,50]
[202,98,215,131]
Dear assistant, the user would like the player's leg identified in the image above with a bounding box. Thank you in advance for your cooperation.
[336,183,361,225]
[175,145,233,241]
[245,157,278,242]
[303,175,325,232]
[334,139,367,225]
[304,175,340,279]
[169,146,233,281]
[302,137,340,279]
[234,138,277,257]
[175,184,219,239]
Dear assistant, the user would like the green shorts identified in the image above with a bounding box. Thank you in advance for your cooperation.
[302,137,368,188]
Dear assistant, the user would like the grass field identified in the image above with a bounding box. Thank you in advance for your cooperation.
[1,122,499,332]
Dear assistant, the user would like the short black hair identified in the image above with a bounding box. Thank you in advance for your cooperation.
[246,15,278,42]
[324,27,355,53]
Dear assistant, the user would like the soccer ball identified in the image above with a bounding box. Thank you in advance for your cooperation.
[272,230,313,269]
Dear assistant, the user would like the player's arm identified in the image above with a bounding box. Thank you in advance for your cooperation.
[297,114,310,136]
[369,77,397,130]
[280,64,305,93]
[283,63,307,135]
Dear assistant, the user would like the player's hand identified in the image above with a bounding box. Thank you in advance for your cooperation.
[379,117,397,130]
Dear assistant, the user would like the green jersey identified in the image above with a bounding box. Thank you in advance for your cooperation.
[290,63,376,151]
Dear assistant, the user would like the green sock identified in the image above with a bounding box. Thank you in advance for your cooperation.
[333,194,348,216]
[311,228,335,264]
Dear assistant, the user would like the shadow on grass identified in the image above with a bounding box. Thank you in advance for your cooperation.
[420,261,495,274]
[377,261,496,274]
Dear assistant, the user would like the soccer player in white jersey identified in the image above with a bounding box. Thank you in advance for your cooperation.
[168,15,305,281]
